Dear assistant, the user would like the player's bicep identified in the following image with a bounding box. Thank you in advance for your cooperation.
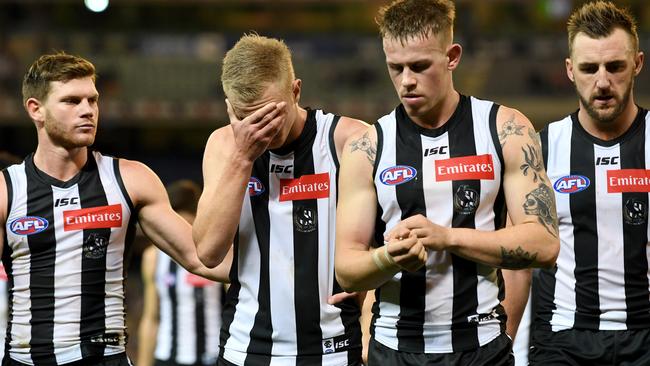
[0,173,7,259]
[336,128,378,250]
[498,107,557,235]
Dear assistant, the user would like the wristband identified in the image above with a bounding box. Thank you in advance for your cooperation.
[372,248,390,272]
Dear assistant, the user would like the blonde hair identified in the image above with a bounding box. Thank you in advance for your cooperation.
[22,52,96,105]
[376,0,455,45]
[567,1,638,55]
[221,34,295,105]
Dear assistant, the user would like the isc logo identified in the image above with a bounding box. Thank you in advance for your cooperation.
[54,197,79,207]
[596,156,619,165]
[9,216,49,236]
[380,165,417,186]
[248,177,265,196]
[270,164,293,174]
[424,146,448,156]
[553,175,590,193]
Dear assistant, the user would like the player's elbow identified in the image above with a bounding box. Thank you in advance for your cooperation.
[336,272,360,293]
[196,243,223,269]
[537,235,560,268]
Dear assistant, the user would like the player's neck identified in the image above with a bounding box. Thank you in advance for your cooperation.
[578,99,638,141]
[33,144,88,182]
[411,90,460,130]
[282,106,308,147]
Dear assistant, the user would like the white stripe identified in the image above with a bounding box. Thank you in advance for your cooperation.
[593,144,627,329]
[5,163,34,363]
[154,254,172,360]
[203,282,222,360]
[268,152,298,356]
[547,117,578,331]
[96,153,129,355]
[176,269,198,364]
[422,133,454,351]
[51,184,83,364]
[224,191,262,360]
[471,98,503,345]
[373,115,401,349]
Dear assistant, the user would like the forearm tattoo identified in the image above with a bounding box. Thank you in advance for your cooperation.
[523,183,559,238]
[500,246,538,269]
[520,144,544,182]
[498,115,526,147]
[350,132,376,164]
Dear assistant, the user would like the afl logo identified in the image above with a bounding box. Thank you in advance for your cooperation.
[9,216,49,236]
[248,177,265,196]
[553,175,590,194]
[380,165,417,186]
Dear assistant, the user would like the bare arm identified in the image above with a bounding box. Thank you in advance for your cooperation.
[388,107,559,269]
[137,246,159,366]
[335,127,427,292]
[0,173,7,261]
[119,159,227,281]
[193,101,286,268]
[502,268,531,340]
[361,289,375,365]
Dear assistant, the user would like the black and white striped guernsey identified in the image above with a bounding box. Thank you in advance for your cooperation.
[220,109,361,366]
[154,251,222,366]
[2,151,137,365]
[537,109,650,331]
[372,95,507,353]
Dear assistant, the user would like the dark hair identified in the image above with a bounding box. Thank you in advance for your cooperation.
[166,179,201,214]
[22,52,96,104]
[567,1,638,55]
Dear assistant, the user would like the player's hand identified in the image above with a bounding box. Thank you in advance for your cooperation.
[385,234,427,272]
[226,99,286,162]
[387,214,451,251]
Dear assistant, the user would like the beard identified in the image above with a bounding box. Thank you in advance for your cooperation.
[576,80,633,125]
[43,111,96,149]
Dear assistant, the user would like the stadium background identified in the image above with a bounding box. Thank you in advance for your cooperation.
[0,0,649,360]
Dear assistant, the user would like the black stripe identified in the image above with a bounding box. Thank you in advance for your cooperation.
[393,106,426,352]
[293,118,323,362]
[112,158,134,213]
[373,123,386,249]
[569,113,600,329]
[540,128,549,170]
[328,115,341,171]
[447,99,480,351]
[620,110,650,328]
[2,169,14,356]
[25,156,57,365]
[535,127,557,329]
[169,261,179,361]
[219,232,239,361]
[77,156,110,359]
[195,286,206,363]
[245,154,272,365]
[488,104,507,232]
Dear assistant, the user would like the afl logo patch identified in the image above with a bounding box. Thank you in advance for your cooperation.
[553,175,590,194]
[9,216,49,236]
[248,177,265,196]
[380,165,417,186]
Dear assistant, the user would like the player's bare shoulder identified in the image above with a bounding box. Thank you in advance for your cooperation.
[334,116,369,159]
[117,158,164,208]
[345,124,378,166]
[0,172,7,223]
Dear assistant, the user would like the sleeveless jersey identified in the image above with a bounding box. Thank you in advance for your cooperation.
[219,109,361,366]
[372,95,507,353]
[537,109,650,331]
[2,151,136,365]
[154,250,222,366]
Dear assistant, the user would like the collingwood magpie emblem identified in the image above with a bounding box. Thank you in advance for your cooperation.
[624,198,647,225]
[83,233,109,259]
[294,206,317,233]
[454,185,479,214]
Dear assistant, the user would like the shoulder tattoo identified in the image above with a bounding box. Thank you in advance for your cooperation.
[498,114,526,147]
[349,132,376,165]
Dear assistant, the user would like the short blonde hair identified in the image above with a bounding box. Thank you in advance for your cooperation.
[376,0,455,45]
[221,34,295,105]
[567,1,638,56]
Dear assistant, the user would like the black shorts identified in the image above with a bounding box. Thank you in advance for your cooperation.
[217,353,362,366]
[367,333,514,366]
[2,352,132,366]
[530,327,650,365]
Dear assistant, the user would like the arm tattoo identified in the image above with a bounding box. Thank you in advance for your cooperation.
[520,144,544,182]
[500,246,538,269]
[350,132,376,164]
[498,114,526,147]
[522,183,559,238]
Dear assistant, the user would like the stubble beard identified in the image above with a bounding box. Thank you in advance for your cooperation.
[578,81,632,125]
